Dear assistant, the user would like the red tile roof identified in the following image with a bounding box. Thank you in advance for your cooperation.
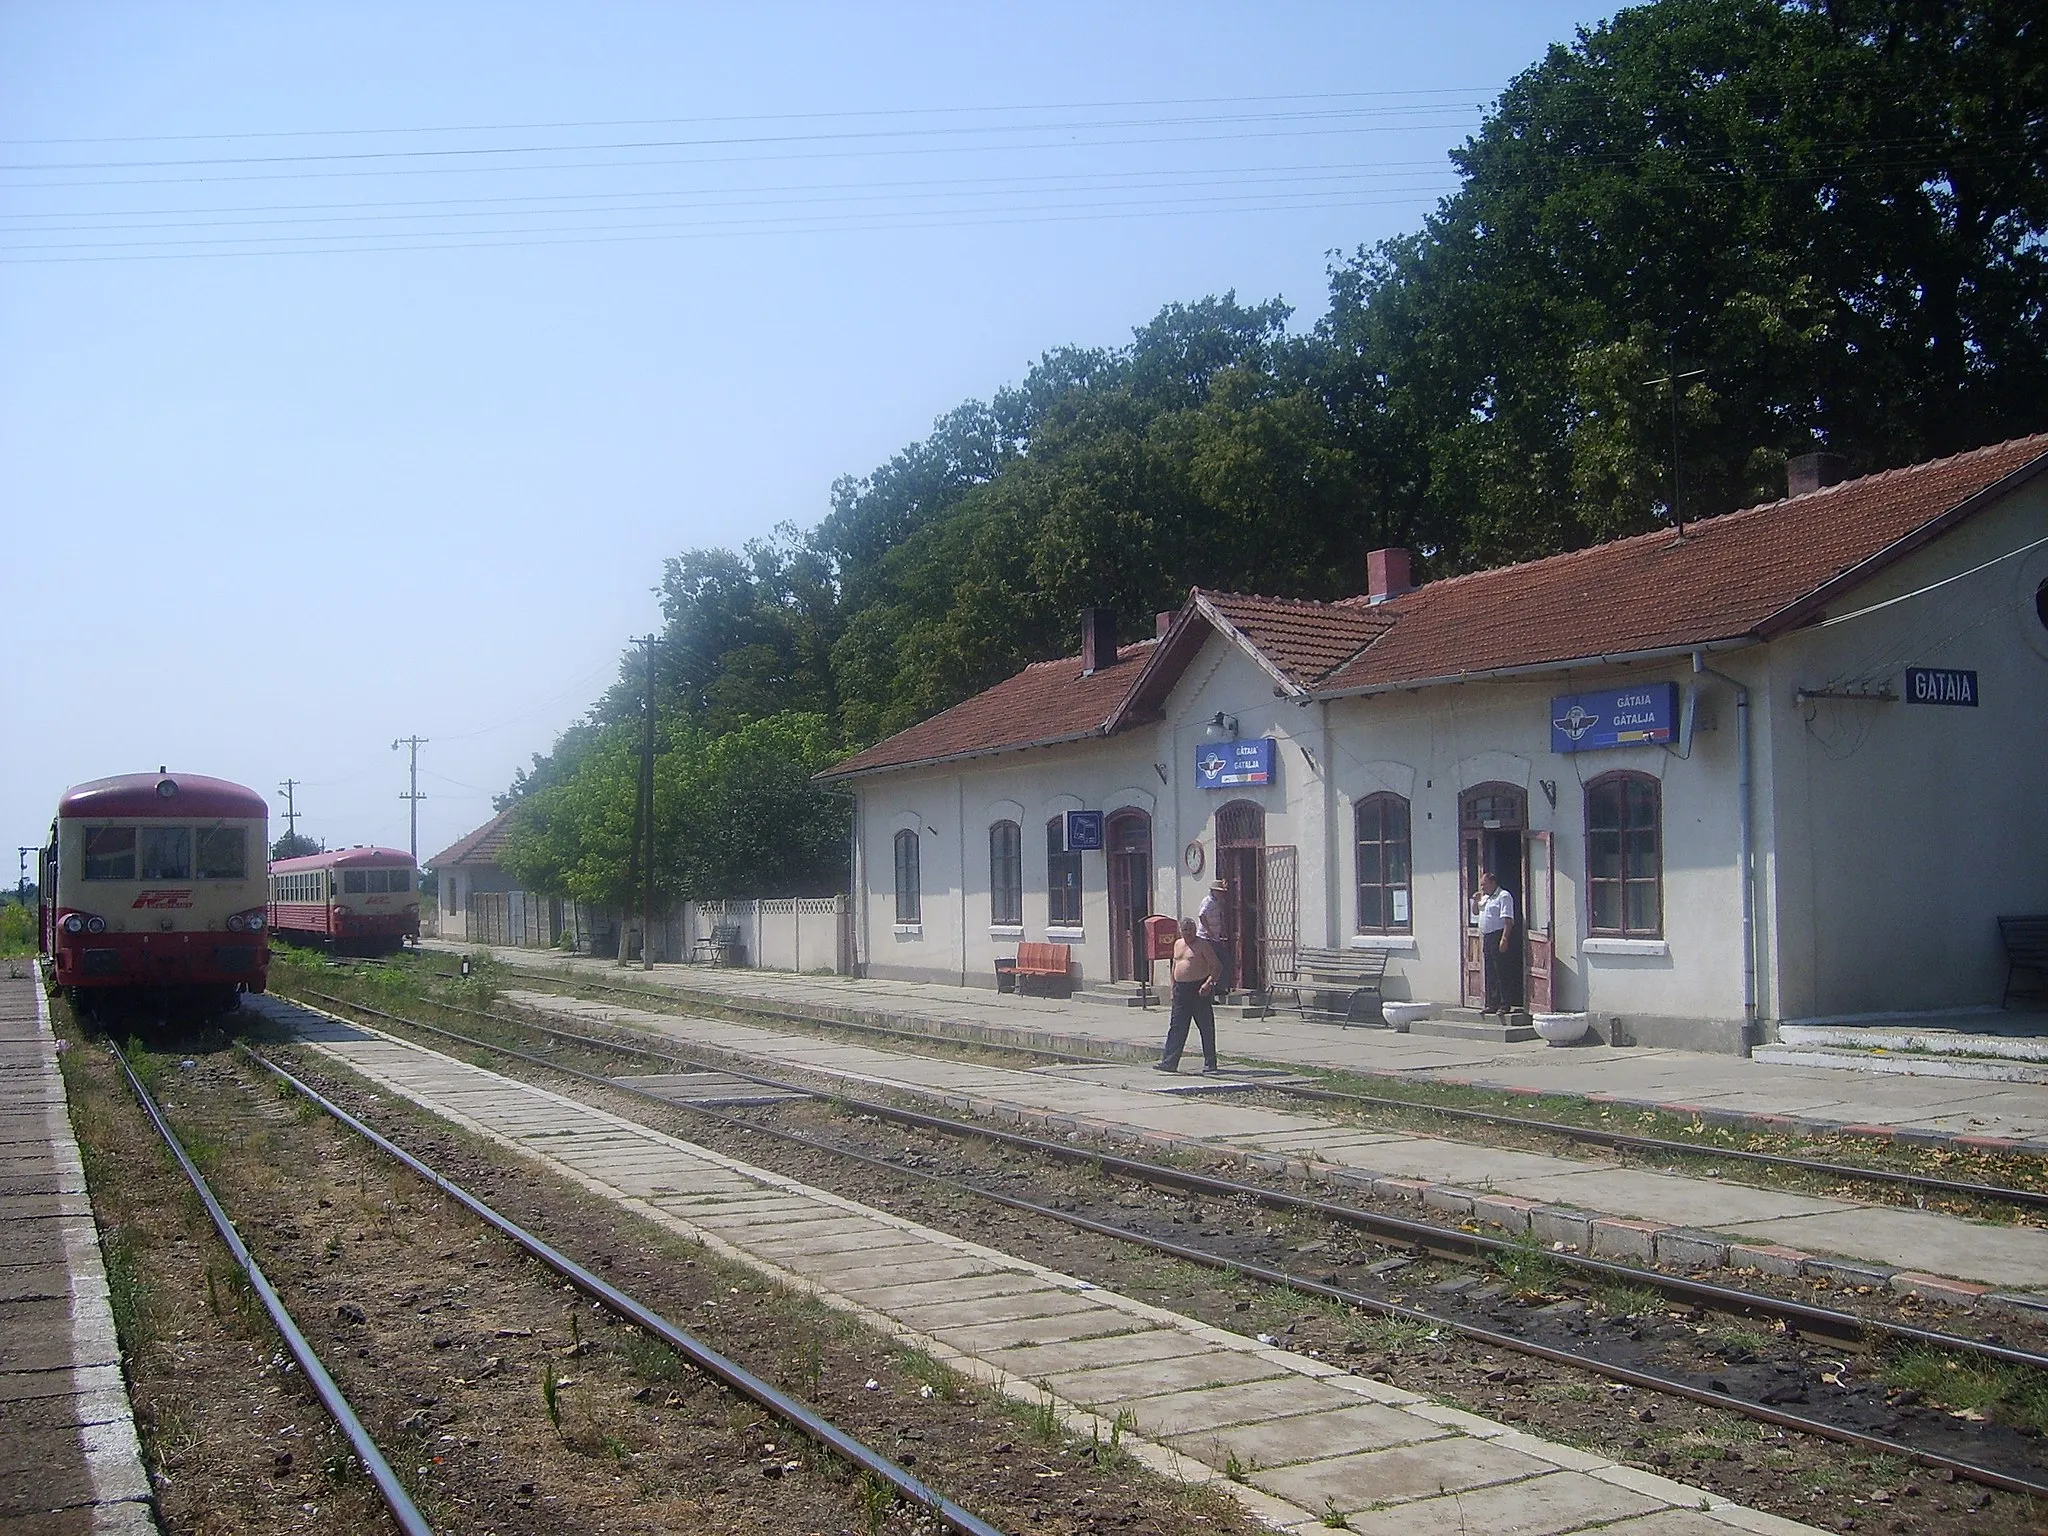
[819,641,1158,780]
[819,435,2048,778]
[1318,433,2048,693]
[427,805,518,870]
[1198,592,1394,690]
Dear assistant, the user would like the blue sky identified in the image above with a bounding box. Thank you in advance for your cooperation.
[1,2,1613,876]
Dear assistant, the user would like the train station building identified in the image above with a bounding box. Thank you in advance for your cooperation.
[818,435,2048,1054]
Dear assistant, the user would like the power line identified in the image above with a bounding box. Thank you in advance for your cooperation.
[0,119,1480,193]
[0,87,1496,148]
[0,189,1445,265]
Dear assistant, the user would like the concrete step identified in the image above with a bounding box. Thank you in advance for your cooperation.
[1776,1021,2048,1062]
[1751,1046,2048,1084]
[1409,1007,1537,1043]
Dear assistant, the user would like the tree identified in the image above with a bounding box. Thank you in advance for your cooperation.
[271,831,324,860]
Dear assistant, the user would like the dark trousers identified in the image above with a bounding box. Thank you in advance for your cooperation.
[1160,981,1218,1071]
[1482,928,1516,1012]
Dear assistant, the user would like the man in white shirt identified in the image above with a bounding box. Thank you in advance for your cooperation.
[1472,871,1517,1015]
[1197,879,1232,998]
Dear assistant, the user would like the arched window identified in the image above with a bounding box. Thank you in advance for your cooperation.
[989,821,1022,926]
[893,829,921,925]
[1354,793,1411,933]
[1046,817,1083,928]
[1586,773,1661,937]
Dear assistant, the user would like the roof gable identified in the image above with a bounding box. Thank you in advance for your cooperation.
[427,805,518,870]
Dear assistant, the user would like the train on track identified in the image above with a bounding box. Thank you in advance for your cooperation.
[39,770,271,1014]
[267,846,419,954]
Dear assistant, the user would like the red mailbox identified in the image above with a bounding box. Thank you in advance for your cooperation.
[1144,914,1180,962]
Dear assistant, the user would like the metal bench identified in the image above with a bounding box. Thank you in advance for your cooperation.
[1289,946,1392,1027]
[1012,941,1072,997]
[693,922,745,966]
[1999,915,2048,1009]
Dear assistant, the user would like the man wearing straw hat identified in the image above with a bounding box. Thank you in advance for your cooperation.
[1197,878,1232,999]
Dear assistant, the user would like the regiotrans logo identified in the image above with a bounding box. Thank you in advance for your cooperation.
[132,889,195,909]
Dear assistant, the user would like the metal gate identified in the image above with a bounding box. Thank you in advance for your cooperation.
[1260,845,1298,1003]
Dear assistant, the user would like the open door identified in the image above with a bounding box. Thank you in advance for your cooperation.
[1460,829,1485,1007]
[1524,830,1554,1014]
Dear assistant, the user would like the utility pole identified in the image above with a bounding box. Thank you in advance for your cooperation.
[1642,341,1707,536]
[276,779,301,843]
[620,637,658,970]
[391,737,428,865]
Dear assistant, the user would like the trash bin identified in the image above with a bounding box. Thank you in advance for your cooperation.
[994,958,1017,994]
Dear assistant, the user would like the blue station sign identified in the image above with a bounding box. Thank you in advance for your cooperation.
[1904,667,1978,707]
[1550,682,1680,754]
[1063,809,1104,851]
[1195,737,1275,789]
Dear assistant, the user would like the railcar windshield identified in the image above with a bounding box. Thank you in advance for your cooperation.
[140,828,191,880]
[195,827,245,879]
[343,870,367,894]
[82,826,136,880]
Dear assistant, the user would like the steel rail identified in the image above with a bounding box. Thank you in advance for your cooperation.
[107,1042,436,1536]
[292,987,2048,1372]
[493,968,2048,1211]
[239,1046,1010,1536]
[269,993,2048,1502]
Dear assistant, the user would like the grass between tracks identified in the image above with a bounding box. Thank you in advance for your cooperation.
[70,967,1264,1535]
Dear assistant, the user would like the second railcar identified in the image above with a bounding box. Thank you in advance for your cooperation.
[268,847,420,954]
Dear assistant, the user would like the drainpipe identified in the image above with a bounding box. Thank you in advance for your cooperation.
[1692,651,1756,1038]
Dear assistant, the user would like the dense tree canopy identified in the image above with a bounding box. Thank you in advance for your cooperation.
[497,0,2046,904]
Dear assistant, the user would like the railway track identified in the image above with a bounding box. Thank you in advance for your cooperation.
[107,1031,1012,1536]
[279,983,2048,1502]
[487,968,2048,1216]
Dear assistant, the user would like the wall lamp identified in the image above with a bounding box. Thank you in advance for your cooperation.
[1204,711,1239,739]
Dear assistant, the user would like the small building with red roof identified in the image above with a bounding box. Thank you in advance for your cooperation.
[819,438,2048,1052]
[425,805,519,940]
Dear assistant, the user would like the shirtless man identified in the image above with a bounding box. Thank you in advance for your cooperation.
[1154,915,1222,1074]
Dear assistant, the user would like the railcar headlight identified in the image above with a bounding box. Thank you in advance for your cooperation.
[246,913,265,932]
[227,913,246,931]
[62,913,85,934]
[86,916,105,934]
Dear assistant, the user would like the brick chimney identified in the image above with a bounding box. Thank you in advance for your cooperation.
[1080,608,1119,675]
[1155,610,1175,639]
[1366,547,1414,605]
[1787,451,1848,498]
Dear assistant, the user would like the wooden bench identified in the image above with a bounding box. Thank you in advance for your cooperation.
[693,923,744,966]
[1286,946,1392,1027]
[2000,916,2048,1009]
[1012,942,1072,997]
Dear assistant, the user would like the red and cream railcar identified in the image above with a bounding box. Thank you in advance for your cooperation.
[39,771,270,1011]
[268,847,419,953]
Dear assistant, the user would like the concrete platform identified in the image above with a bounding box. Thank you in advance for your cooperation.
[262,995,1822,1536]
[482,982,2048,1295]
[429,943,2048,1153]
[0,968,154,1533]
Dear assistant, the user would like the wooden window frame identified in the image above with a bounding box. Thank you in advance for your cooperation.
[989,820,1022,926]
[1585,771,1662,939]
[893,828,921,925]
[1353,792,1412,934]
[1046,817,1083,928]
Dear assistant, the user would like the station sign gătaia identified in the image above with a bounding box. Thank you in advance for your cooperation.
[1195,738,1276,788]
[1549,682,1679,753]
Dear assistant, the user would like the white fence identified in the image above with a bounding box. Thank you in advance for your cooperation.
[461,891,850,975]
[684,898,851,975]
